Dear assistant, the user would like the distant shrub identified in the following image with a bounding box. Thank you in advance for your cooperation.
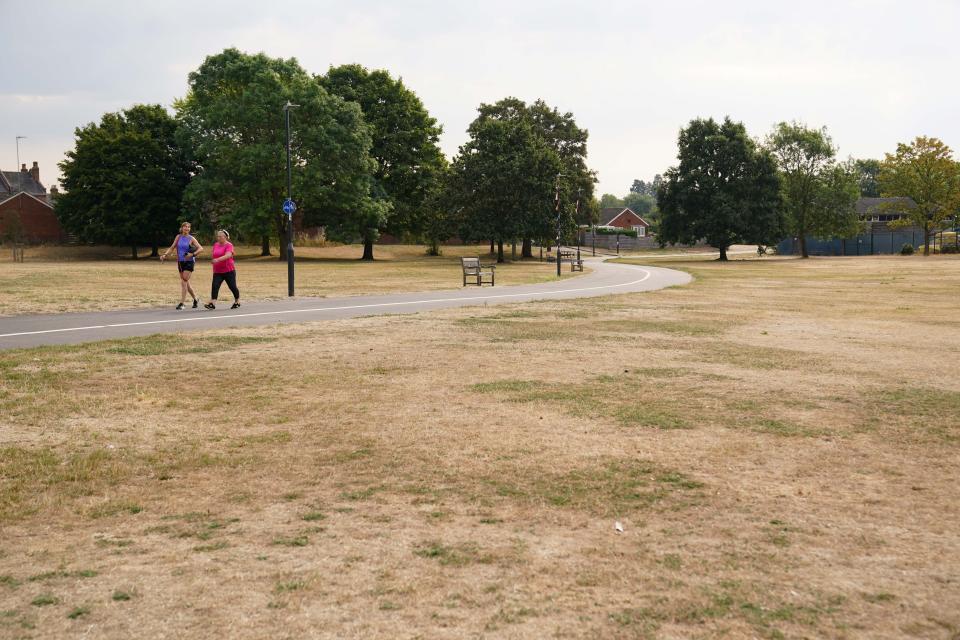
[940,244,959,254]
[900,243,914,255]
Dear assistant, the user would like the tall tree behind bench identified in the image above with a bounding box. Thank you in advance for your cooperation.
[57,104,193,259]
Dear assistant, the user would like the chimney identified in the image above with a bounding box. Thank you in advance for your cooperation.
[30,161,39,185]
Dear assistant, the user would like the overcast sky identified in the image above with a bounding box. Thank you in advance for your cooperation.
[2,0,958,196]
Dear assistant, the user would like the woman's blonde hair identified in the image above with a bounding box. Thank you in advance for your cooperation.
[217,229,230,240]
[180,221,191,230]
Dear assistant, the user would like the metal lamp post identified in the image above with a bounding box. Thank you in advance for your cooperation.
[283,102,300,296]
[575,188,582,264]
[555,173,566,277]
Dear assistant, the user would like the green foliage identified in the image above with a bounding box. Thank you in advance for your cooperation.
[630,175,663,197]
[900,243,915,255]
[766,122,860,257]
[319,64,446,256]
[176,49,380,257]
[599,193,624,208]
[658,117,783,259]
[855,158,881,197]
[451,97,596,261]
[593,226,638,237]
[56,104,192,257]
[879,136,960,255]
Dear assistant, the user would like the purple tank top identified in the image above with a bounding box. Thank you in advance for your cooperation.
[177,235,194,262]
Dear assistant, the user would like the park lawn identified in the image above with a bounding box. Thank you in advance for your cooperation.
[1,255,959,639]
[0,244,561,316]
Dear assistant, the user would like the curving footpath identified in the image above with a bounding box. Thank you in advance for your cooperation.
[0,259,690,350]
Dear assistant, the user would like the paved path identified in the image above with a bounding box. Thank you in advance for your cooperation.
[0,259,691,350]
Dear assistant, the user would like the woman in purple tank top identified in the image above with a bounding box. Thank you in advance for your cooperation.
[160,221,204,310]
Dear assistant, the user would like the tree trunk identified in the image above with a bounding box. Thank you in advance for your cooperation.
[489,239,495,255]
[511,241,516,261]
[150,236,159,257]
[521,238,533,258]
[923,223,931,256]
[131,245,138,260]
[261,236,271,256]
[496,239,504,263]
[362,238,374,261]
[718,245,728,261]
[799,234,809,259]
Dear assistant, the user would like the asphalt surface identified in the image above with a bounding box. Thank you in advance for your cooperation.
[0,259,691,350]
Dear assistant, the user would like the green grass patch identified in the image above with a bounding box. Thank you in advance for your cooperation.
[111,590,132,601]
[87,500,142,519]
[103,334,276,356]
[616,406,691,430]
[30,594,58,607]
[67,606,90,619]
[272,536,309,547]
[414,541,493,567]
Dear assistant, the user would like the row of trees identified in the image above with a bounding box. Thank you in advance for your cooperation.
[55,48,596,262]
[656,118,960,258]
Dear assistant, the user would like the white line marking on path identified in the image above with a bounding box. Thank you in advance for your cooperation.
[0,269,652,339]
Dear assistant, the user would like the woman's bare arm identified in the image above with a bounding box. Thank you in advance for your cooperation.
[160,236,179,261]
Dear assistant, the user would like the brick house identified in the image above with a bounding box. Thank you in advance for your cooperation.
[0,162,64,243]
[598,207,652,238]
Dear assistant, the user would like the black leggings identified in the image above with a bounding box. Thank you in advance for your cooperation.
[211,270,239,301]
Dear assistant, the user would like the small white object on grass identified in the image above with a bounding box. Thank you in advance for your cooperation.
[614,521,624,533]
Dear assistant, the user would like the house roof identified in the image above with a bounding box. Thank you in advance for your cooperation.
[598,207,650,227]
[856,197,915,216]
[0,170,46,196]
[0,190,54,210]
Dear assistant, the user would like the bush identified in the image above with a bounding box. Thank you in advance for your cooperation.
[900,243,914,255]
[940,244,959,254]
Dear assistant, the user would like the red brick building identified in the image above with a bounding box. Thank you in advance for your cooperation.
[598,207,652,237]
[0,162,64,243]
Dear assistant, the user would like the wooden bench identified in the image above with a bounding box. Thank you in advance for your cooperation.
[461,257,495,286]
[559,249,584,272]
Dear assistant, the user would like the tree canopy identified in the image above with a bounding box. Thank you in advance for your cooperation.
[658,117,783,260]
[879,136,960,255]
[766,122,860,257]
[318,64,446,259]
[176,48,381,259]
[451,113,562,262]
[855,159,881,197]
[56,104,193,258]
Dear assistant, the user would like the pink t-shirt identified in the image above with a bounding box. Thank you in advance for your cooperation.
[211,242,235,274]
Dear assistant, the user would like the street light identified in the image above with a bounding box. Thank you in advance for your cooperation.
[554,172,566,277]
[575,187,582,265]
[283,102,300,297]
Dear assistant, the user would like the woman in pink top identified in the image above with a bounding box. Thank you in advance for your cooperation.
[204,229,240,310]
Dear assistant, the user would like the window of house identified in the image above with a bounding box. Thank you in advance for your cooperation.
[633,225,645,237]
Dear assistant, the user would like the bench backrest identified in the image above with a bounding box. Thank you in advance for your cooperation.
[461,257,481,273]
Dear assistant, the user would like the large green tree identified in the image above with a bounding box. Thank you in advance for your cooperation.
[57,104,192,259]
[176,49,381,259]
[451,114,562,263]
[766,122,860,258]
[855,158,881,197]
[658,117,783,260]
[879,136,960,255]
[318,64,445,260]
[469,98,595,257]
[599,193,624,209]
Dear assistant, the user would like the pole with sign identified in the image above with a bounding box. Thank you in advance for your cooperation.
[284,101,300,297]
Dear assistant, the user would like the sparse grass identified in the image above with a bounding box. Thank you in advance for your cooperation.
[66,606,90,619]
[1,255,959,637]
[0,244,565,315]
[111,590,132,601]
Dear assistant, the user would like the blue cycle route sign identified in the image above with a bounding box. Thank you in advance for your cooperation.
[283,199,297,216]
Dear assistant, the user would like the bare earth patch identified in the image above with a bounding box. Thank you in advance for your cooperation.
[1,255,959,638]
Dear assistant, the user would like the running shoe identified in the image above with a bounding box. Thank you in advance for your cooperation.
[231,302,241,309]
[204,303,216,310]
[176,303,185,310]
[192,298,199,309]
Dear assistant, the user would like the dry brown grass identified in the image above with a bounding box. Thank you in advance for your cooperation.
[1,255,959,638]
[0,244,561,316]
